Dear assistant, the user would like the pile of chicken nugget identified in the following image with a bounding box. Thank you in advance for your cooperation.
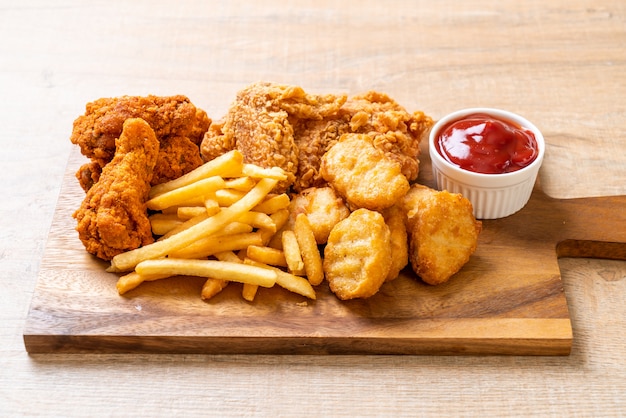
[70,81,481,301]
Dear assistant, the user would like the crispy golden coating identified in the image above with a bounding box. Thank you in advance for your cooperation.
[150,136,204,186]
[381,205,409,282]
[324,209,392,300]
[320,133,410,211]
[70,95,209,191]
[292,115,352,191]
[73,118,159,260]
[291,91,433,191]
[71,95,205,163]
[200,82,347,193]
[340,91,433,181]
[287,186,350,244]
[401,184,482,285]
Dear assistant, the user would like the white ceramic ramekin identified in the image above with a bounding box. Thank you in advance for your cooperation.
[429,108,545,219]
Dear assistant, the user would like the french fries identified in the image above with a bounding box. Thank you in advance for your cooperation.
[113,149,325,303]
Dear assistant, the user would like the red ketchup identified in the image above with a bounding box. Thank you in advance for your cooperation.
[435,113,538,174]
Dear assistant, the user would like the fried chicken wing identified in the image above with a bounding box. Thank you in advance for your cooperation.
[200,82,347,192]
[324,208,392,300]
[70,95,209,190]
[320,133,410,211]
[73,118,159,260]
[401,184,482,285]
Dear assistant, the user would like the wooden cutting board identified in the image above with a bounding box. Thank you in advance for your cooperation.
[23,148,626,355]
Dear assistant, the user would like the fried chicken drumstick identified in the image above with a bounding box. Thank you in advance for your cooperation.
[73,118,159,260]
[71,95,209,190]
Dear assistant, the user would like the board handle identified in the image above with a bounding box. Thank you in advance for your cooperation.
[556,239,626,260]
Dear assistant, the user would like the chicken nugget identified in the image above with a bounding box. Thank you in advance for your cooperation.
[324,208,392,300]
[288,187,350,244]
[401,184,482,285]
[320,133,410,211]
[381,205,409,282]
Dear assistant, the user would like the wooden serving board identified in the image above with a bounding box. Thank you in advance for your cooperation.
[23,148,626,355]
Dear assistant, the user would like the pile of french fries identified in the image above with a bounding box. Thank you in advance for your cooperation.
[110,150,321,302]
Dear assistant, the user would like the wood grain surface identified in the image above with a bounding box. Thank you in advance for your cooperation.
[3,0,626,416]
[22,146,625,355]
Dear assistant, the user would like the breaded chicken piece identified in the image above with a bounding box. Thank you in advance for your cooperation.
[320,133,410,211]
[324,209,392,300]
[341,91,433,182]
[292,116,352,191]
[71,95,207,163]
[73,118,159,260]
[200,82,347,192]
[401,184,482,285]
[150,135,204,186]
[76,160,103,192]
[381,205,409,282]
[70,95,209,190]
[291,91,433,191]
[287,186,350,244]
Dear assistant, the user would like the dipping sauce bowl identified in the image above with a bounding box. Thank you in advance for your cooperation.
[429,108,545,219]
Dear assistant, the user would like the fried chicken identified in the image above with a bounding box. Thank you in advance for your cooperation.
[200,82,347,192]
[291,91,433,191]
[73,118,159,260]
[401,184,482,285]
[71,95,209,190]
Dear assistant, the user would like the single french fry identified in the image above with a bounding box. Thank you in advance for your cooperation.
[149,213,183,236]
[110,177,279,272]
[246,245,287,268]
[177,206,210,220]
[281,230,305,275]
[294,213,324,286]
[244,258,316,300]
[204,198,220,215]
[170,231,263,260]
[242,164,288,181]
[134,258,277,288]
[147,176,225,211]
[116,271,172,295]
[215,189,246,206]
[200,251,242,300]
[224,176,256,192]
[157,212,211,240]
[253,193,290,214]
[264,208,291,247]
[242,283,258,302]
[201,278,229,300]
[149,150,244,198]
[236,211,276,232]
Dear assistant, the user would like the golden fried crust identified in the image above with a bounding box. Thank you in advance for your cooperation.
[381,205,409,282]
[151,136,204,186]
[200,82,347,193]
[320,133,410,211]
[287,187,350,245]
[324,209,392,300]
[292,117,352,192]
[73,118,159,260]
[340,91,433,182]
[291,92,432,192]
[70,95,200,163]
[401,184,482,285]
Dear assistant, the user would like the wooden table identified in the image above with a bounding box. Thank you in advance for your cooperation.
[2,0,625,416]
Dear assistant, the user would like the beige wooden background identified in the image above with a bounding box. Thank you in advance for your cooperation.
[1,0,625,416]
